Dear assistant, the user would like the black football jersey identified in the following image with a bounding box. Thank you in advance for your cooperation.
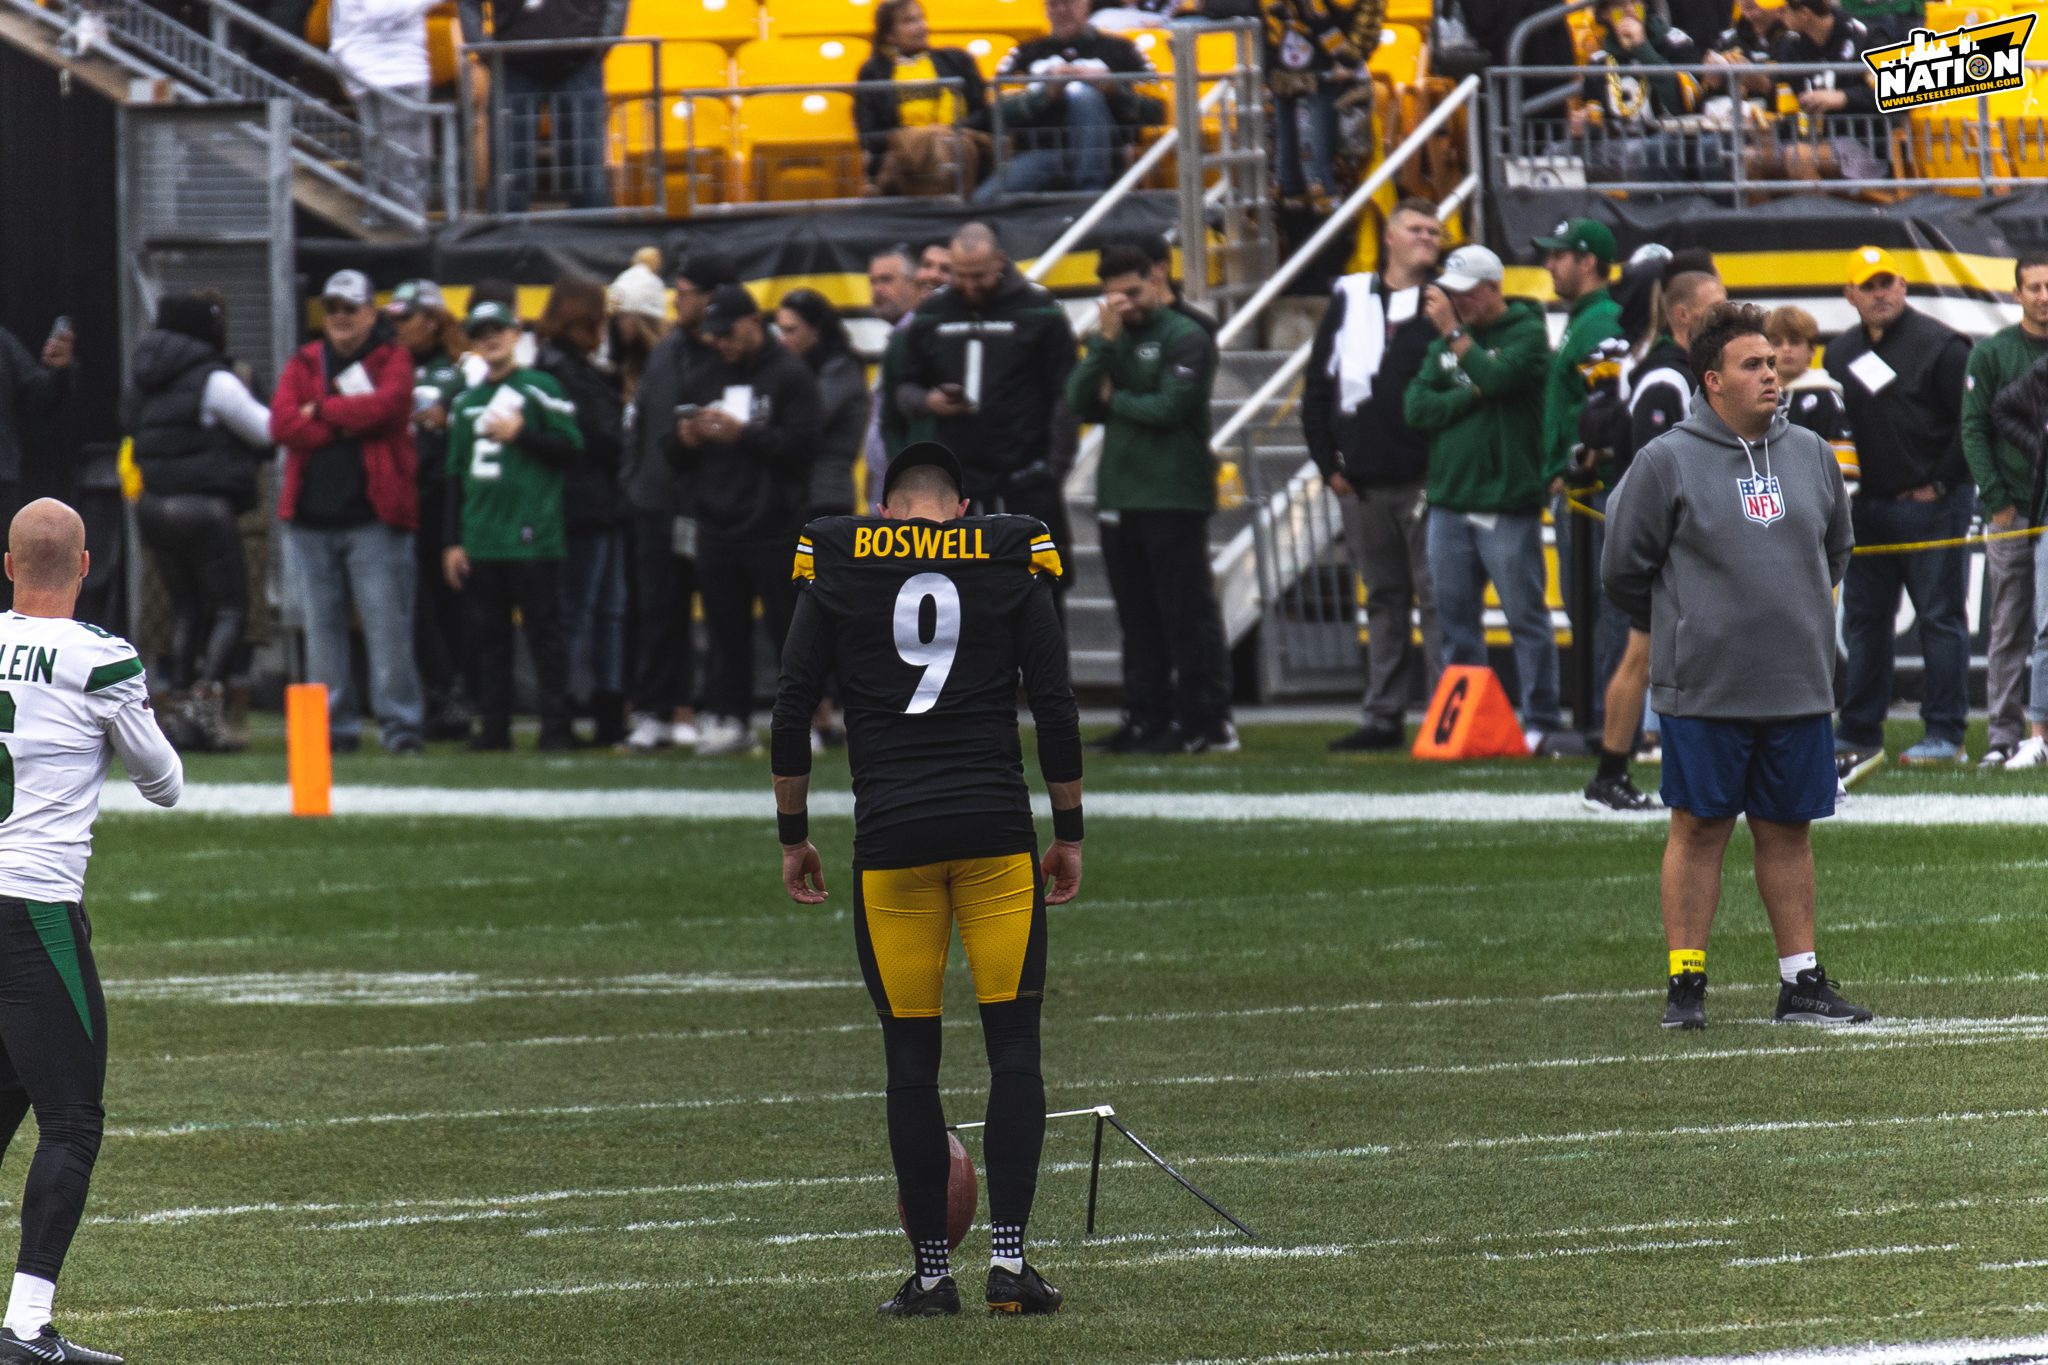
[781,514,1067,868]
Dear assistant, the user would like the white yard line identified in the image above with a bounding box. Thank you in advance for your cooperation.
[1727,1242,1960,1268]
[1612,1328,2048,1364]
[100,1024,2048,1139]
[90,783,2048,825]
[101,970,861,1007]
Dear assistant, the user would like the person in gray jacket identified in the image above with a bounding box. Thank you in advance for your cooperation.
[1602,302,1873,1033]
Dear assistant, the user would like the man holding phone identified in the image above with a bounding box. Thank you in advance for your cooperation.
[0,316,75,605]
[667,284,822,758]
[891,224,1077,570]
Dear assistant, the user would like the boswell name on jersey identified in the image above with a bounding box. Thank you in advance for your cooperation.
[777,513,1073,870]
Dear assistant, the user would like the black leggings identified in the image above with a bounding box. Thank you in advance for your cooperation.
[136,492,247,689]
[880,999,1045,1244]
[0,900,107,1282]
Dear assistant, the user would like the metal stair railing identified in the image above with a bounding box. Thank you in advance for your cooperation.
[3,0,455,229]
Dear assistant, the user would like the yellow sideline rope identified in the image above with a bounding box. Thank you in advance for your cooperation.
[1558,488,2048,557]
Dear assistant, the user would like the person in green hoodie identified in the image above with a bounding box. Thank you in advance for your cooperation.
[443,299,584,752]
[1404,243,1562,748]
[1961,250,2048,769]
[1067,245,1234,756]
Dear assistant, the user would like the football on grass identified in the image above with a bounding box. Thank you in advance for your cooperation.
[897,1132,978,1249]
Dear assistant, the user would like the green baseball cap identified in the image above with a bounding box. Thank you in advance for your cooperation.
[464,299,517,334]
[1532,217,1618,266]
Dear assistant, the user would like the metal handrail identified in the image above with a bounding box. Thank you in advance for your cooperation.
[1024,80,1229,285]
[1218,75,1480,351]
[22,0,454,226]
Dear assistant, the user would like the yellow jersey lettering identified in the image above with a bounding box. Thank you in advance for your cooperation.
[910,525,939,558]
[894,527,913,557]
[853,526,873,557]
[974,527,986,559]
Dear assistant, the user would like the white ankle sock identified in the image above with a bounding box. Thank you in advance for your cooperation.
[1779,951,1818,984]
[990,1255,1024,1274]
[5,1273,53,1338]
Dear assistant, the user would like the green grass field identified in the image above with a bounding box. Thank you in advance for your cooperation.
[36,719,2048,1363]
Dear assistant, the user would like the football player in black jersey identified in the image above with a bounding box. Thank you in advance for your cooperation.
[770,441,1083,1319]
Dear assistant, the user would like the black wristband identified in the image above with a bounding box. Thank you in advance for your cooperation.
[1052,804,1083,844]
[778,810,808,846]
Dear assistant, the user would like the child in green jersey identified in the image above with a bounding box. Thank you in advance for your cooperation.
[444,299,583,750]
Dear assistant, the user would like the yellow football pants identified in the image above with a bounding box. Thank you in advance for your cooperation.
[854,854,1045,1019]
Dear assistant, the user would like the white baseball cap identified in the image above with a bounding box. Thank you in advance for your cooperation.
[321,269,373,307]
[1436,245,1505,293]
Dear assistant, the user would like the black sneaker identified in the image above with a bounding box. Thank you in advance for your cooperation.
[1775,965,1875,1025]
[1661,971,1707,1030]
[1089,722,1160,754]
[1328,724,1404,753]
[0,1326,125,1363]
[1183,721,1240,754]
[1583,772,1657,813]
[877,1274,960,1318]
[1131,724,1188,755]
[986,1262,1064,1315]
[1835,748,1885,788]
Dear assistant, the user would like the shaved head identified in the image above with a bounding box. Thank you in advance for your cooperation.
[7,499,87,595]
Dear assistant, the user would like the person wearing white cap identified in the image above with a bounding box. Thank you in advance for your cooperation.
[1402,243,1564,751]
[267,269,428,754]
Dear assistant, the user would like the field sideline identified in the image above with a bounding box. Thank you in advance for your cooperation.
[30,718,2048,1363]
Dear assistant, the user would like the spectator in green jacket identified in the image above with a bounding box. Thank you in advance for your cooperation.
[1535,217,1625,728]
[444,299,584,753]
[1965,250,2048,769]
[1067,244,1234,757]
[1404,244,1562,750]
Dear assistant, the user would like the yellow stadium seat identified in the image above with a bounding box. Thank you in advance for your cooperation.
[307,0,328,47]
[738,90,862,200]
[918,0,1040,40]
[607,40,736,210]
[1369,23,1428,83]
[1385,0,1432,23]
[427,5,458,86]
[1125,27,1245,80]
[734,38,868,199]
[734,34,870,84]
[936,32,1016,80]
[625,0,761,46]
[1921,1,1997,27]
[763,0,877,38]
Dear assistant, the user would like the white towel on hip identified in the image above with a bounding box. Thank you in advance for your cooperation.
[1330,274,1420,415]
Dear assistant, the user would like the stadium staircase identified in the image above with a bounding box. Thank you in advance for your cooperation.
[0,0,447,237]
[1057,79,1482,693]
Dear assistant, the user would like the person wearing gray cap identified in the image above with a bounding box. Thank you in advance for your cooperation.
[267,269,427,754]
[1403,243,1562,751]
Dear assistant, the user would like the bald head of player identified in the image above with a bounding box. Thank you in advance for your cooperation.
[6,499,88,618]
[880,464,969,524]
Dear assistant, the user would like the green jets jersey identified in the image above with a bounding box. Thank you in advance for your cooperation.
[446,367,581,560]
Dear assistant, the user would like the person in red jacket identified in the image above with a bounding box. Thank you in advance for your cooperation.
[269,269,427,754]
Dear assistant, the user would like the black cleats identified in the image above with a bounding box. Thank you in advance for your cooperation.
[877,1274,960,1318]
[986,1262,1063,1315]
[1775,965,1874,1025]
[1583,772,1657,813]
[0,1326,125,1363]
[1661,971,1707,1030]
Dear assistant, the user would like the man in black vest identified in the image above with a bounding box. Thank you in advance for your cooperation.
[459,0,623,211]
[1304,198,1445,752]
[1826,246,1974,777]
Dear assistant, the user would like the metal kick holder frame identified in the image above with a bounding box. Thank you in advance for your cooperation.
[950,1104,1257,1242]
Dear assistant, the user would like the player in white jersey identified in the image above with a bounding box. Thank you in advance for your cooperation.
[0,500,178,1365]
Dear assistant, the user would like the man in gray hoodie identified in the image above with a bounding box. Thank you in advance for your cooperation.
[1603,302,1873,1032]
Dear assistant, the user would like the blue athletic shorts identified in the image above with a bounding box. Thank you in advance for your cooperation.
[1659,713,1837,823]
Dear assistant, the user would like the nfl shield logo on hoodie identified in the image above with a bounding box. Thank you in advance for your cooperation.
[1738,474,1785,526]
